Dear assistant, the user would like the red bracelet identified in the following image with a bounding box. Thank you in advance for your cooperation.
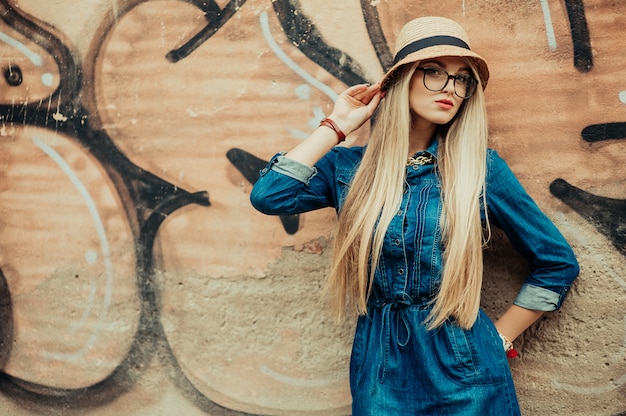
[506,348,519,359]
[319,117,346,143]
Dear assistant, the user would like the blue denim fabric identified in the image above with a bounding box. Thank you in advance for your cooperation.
[250,140,579,415]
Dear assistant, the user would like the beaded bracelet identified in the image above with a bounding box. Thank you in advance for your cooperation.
[319,117,346,143]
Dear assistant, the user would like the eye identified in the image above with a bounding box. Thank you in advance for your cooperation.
[423,67,446,77]
[455,74,475,86]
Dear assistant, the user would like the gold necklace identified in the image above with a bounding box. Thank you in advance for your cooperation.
[406,154,434,166]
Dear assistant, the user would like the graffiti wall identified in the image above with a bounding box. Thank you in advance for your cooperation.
[0,0,624,414]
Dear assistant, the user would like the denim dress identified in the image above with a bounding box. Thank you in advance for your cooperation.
[250,140,579,415]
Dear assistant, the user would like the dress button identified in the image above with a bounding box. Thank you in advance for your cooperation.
[397,210,403,216]
[398,268,404,275]
[395,239,401,245]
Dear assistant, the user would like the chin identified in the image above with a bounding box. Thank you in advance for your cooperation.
[429,116,455,125]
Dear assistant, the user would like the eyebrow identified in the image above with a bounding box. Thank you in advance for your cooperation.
[421,59,470,72]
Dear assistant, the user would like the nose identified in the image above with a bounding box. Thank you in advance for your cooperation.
[441,76,455,93]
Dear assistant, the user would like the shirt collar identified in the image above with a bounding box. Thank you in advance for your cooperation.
[425,139,439,159]
[410,139,439,160]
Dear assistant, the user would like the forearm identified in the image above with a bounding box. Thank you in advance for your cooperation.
[494,304,544,342]
[285,123,345,167]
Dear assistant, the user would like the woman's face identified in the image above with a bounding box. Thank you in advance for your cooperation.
[408,56,472,127]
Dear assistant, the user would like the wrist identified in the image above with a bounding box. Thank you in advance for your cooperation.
[319,117,346,143]
[497,330,519,359]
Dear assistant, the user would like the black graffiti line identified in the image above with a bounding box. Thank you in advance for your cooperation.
[360,0,393,72]
[0,0,80,105]
[166,0,249,63]
[550,179,626,257]
[564,0,593,72]
[581,122,626,142]
[271,0,369,87]
[0,269,12,372]
[226,148,300,235]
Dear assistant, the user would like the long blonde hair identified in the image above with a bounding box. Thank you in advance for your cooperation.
[325,59,490,330]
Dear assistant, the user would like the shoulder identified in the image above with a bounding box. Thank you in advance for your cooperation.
[486,148,512,177]
[485,148,523,193]
[486,148,505,166]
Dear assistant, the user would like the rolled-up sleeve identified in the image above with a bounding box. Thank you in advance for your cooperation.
[485,150,580,311]
[269,154,318,185]
[250,150,346,216]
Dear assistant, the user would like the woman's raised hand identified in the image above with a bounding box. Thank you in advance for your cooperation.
[283,83,383,166]
[328,83,382,137]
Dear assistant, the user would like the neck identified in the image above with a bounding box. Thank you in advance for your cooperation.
[409,120,437,154]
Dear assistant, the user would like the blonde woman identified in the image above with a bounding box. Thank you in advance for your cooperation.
[251,16,579,415]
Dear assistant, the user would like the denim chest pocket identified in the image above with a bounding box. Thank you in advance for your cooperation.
[430,314,509,387]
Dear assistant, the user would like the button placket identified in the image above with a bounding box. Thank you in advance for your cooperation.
[396,188,411,292]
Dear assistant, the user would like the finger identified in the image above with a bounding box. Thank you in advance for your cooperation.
[342,83,370,97]
[365,91,383,113]
[358,84,382,105]
[347,85,378,105]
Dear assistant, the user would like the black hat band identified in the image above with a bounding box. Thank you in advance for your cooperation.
[393,35,471,65]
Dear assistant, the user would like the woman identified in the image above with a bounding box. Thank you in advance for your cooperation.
[250,16,579,415]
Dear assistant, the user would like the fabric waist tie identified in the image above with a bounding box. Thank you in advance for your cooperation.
[375,294,415,384]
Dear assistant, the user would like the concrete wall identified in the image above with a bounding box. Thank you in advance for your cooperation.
[0,0,623,414]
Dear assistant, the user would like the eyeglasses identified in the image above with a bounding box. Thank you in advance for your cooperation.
[415,67,478,99]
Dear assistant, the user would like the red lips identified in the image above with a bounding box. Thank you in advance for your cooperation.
[436,99,453,109]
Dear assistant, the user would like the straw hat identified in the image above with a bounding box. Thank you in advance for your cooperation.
[380,16,489,91]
